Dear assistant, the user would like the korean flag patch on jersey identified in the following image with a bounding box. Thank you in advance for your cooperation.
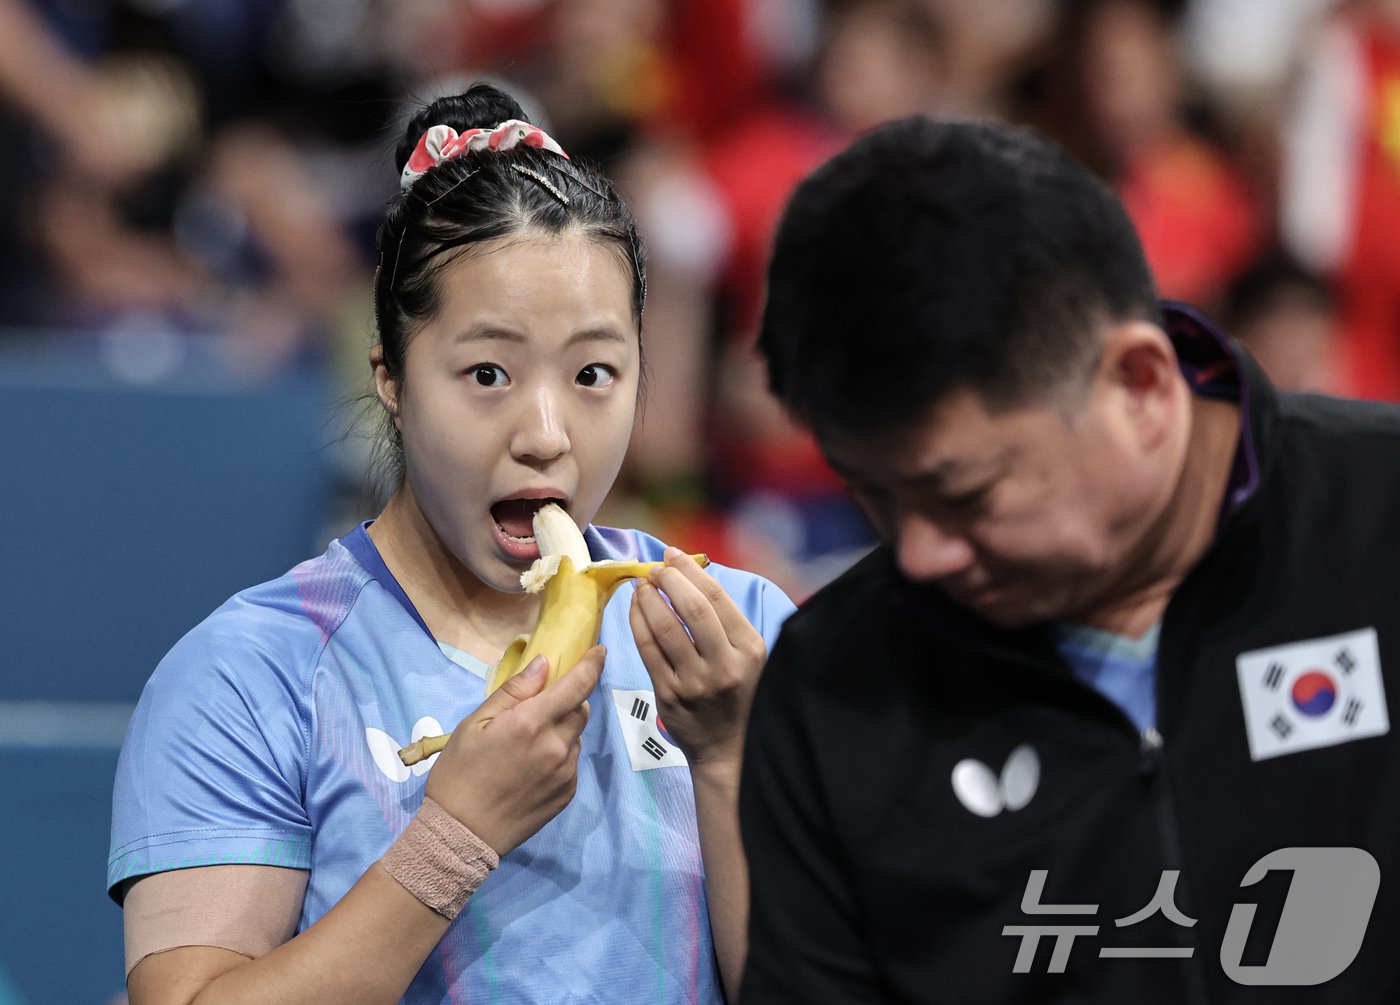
[611,689,689,771]
[1236,628,1389,761]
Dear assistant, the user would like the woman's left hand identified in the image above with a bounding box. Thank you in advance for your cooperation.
[628,548,768,770]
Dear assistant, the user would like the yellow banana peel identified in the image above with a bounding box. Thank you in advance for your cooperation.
[398,503,707,766]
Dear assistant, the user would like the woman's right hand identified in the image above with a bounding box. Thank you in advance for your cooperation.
[423,646,603,857]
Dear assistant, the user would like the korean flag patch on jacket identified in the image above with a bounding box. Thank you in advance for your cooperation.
[612,689,689,771]
[1236,628,1389,761]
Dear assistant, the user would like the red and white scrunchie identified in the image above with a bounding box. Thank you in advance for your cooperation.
[400,119,569,192]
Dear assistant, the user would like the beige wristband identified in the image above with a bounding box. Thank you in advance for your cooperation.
[380,796,500,920]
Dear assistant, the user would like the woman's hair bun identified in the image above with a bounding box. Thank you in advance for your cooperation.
[395,83,529,175]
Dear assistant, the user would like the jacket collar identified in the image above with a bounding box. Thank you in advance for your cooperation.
[1159,300,1270,527]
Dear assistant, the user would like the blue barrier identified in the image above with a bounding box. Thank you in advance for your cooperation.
[0,331,341,1003]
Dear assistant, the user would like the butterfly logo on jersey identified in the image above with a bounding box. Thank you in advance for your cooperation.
[366,717,445,782]
[1236,628,1389,761]
[951,743,1040,818]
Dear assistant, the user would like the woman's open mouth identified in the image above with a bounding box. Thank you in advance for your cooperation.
[490,495,566,561]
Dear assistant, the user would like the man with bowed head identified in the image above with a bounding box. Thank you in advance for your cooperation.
[740,117,1400,1001]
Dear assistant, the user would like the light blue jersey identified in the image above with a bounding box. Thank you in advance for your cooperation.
[109,523,795,1004]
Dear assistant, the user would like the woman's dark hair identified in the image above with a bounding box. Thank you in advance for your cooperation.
[372,83,646,465]
[759,117,1159,437]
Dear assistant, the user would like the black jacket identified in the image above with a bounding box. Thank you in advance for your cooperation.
[740,350,1400,1003]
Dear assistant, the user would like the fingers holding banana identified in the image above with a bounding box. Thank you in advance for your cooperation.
[629,549,768,767]
[423,646,604,857]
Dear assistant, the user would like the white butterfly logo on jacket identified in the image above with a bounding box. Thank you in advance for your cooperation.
[951,744,1040,818]
[367,718,444,782]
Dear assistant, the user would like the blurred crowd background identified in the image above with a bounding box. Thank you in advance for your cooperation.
[8,0,1399,602]
[3,0,1400,999]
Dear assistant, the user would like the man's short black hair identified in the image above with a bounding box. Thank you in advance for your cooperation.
[759,117,1160,436]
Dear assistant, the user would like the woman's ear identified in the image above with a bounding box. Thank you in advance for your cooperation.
[370,344,401,422]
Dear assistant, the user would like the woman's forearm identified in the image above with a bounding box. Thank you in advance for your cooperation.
[130,863,452,1005]
[691,758,749,1002]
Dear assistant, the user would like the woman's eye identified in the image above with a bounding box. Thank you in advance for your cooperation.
[470,365,508,387]
[576,364,616,388]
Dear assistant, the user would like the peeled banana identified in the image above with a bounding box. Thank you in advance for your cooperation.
[398,503,707,766]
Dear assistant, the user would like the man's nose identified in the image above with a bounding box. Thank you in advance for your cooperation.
[510,385,570,464]
[895,511,976,582]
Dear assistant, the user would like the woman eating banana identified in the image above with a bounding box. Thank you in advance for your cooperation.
[107,82,795,1005]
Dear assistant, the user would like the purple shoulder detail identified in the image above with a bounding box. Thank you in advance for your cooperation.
[336,521,432,638]
[1161,300,1261,517]
[289,537,373,644]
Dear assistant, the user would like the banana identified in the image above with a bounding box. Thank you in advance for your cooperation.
[398,503,707,766]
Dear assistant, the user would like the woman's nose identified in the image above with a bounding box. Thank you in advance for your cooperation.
[510,385,570,464]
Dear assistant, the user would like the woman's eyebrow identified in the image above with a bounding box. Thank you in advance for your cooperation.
[453,325,526,344]
[449,326,629,346]
[567,328,628,347]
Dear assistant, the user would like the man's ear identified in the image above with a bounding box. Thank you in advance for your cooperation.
[1099,320,1183,452]
[370,344,400,422]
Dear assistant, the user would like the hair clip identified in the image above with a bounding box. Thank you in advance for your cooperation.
[510,164,570,206]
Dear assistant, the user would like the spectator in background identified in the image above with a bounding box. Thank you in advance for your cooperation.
[23,48,206,325]
[1182,0,1335,115]
[1282,0,1400,401]
[23,59,364,374]
[1179,0,1334,220]
[923,0,1057,118]
[1222,251,1340,394]
[0,0,150,184]
[1,0,377,378]
[0,0,140,324]
[1032,0,1265,308]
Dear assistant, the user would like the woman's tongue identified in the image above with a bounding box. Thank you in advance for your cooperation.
[492,499,543,541]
